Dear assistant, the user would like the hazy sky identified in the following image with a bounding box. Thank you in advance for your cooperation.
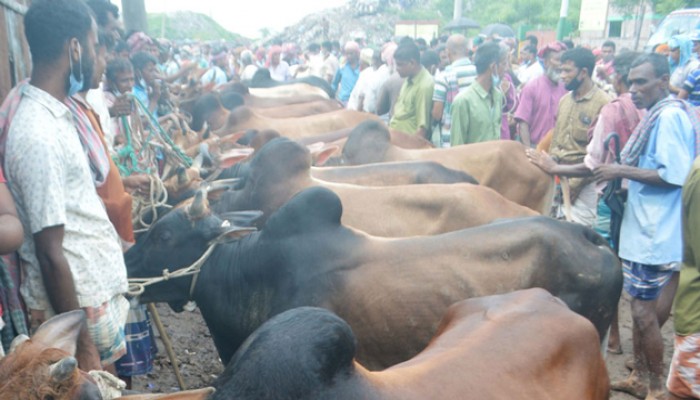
[126,0,348,38]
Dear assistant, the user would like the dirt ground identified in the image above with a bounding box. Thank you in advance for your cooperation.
[131,293,677,398]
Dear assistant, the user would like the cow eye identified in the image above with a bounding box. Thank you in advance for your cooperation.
[159,230,172,243]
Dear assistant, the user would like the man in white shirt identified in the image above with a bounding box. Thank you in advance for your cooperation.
[2,0,128,371]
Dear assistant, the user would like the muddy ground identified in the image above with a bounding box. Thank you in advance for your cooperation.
[132,293,676,399]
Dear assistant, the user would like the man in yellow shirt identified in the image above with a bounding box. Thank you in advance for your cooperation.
[389,40,434,140]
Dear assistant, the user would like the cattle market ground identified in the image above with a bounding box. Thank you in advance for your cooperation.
[132,294,675,398]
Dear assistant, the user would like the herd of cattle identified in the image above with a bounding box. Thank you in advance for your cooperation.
[0,75,623,399]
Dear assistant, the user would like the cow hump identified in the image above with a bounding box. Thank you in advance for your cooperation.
[263,186,343,238]
[250,137,311,182]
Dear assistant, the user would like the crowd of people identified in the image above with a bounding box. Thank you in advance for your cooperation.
[2,0,700,399]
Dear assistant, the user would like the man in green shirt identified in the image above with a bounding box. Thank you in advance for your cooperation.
[450,41,506,145]
[389,40,434,139]
[667,156,700,400]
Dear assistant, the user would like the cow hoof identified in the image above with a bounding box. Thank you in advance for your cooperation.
[611,377,647,399]
[606,345,622,355]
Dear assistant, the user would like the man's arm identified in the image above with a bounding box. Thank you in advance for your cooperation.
[526,149,592,177]
[450,97,468,146]
[593,164,677,188]
[34,226,102,370]
[331,69,342,97]
[517,120,532,148]
[432,101,444,123]
[0,182,23,254]
[414,86,434,140]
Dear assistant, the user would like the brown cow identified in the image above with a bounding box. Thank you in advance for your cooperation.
[311,161,478,186]
[214,138,536,237]
[213,106,380,140]
[212,289,609,400]
[222,82,328,108]
[248,82,329,99]
[340,120,554,213]
[0,310,102,400]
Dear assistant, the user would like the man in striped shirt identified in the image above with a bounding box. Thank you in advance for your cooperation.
[431,34,477,147]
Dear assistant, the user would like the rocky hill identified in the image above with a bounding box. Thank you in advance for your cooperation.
[266,0,447,47]
[147,11,248,43]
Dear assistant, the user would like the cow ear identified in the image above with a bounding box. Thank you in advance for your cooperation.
[217,148,253,169]
[202,178,241,202]
[30,310,86,356]
[309,143,341,166]
[211,225,257,244]
[8,334,29,354]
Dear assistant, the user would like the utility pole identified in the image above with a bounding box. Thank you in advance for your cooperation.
[556,0,570,40]
[454,0,463,20]
[122,0,148,33]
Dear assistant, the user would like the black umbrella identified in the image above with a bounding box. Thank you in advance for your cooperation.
[481,23,515,38]
[444,17,481,31]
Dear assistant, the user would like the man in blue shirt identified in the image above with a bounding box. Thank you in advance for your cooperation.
[595,53,698,400]
[332,41,361,106]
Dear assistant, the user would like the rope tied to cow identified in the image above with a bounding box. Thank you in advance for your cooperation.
[127,240,219,298]
[131,174,172,233]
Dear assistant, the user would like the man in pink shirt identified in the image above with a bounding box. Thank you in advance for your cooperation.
[514,41,568,147]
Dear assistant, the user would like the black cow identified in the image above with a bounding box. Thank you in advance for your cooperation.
[125,187,622,369]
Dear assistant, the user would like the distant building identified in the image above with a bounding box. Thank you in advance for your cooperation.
[578,0,661,50]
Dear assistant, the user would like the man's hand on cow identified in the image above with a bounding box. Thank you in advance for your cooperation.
[593,164,623,182]
[123,174,151,196]
[525,149,556,174]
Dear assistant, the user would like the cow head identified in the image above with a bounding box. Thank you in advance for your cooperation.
[340,120,391,165]
[0,310,103,400]
[125,191,256,308]
[212,307,357,399]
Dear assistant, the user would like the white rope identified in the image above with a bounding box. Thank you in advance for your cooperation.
[127,241,218,297]
[132,175,172,232]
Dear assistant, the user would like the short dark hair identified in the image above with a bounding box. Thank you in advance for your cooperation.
[602,40,616,51]
[85,0,119,28]
[415,37,427,50]
[631,53,670,78]
[24,0,94,64]
[98,29,115,52]
[611,51,640,87]
[394,41,420,63]
[130,51,157,72]
[563,39,575,49]
[473,42,501,75]
[522,45,537,55]
[322,41,332,51]
[307,43,320,52]
[421,50,440,69]
[105,57,132,82]
[114,40,129,54]
[560,47,596,77]
[526,35,538,48]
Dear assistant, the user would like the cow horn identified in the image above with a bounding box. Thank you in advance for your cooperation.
[49,356,78,383]
[177,167,188,186]
[189,190,209,219]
